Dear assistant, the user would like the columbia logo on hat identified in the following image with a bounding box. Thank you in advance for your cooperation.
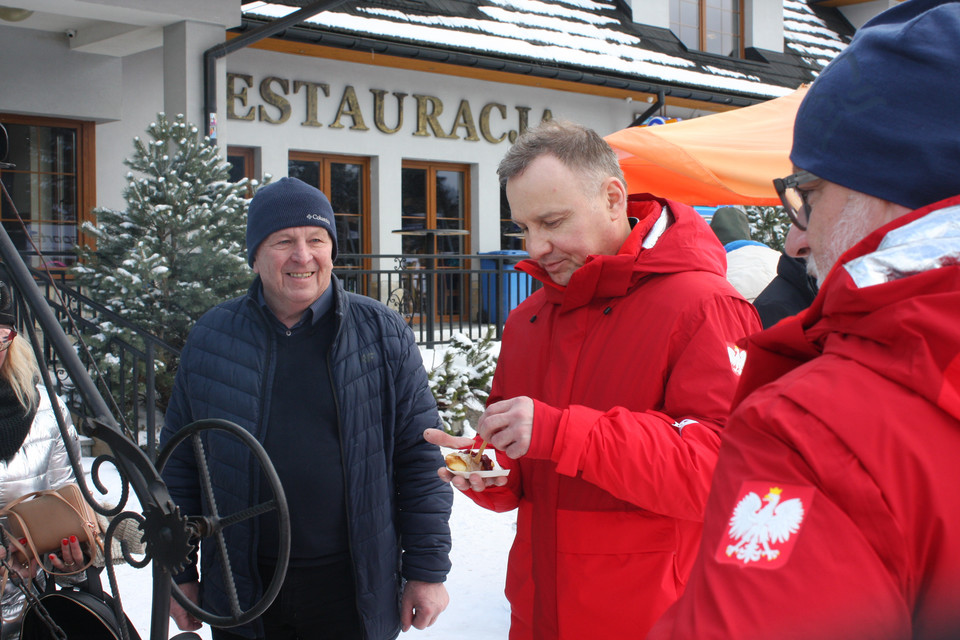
[306,213,331,224]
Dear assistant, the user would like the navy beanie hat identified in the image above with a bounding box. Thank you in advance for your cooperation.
[246,177,338,266]
[792,0,960,211]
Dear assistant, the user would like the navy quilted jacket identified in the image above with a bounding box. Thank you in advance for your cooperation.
[160,276,452,639]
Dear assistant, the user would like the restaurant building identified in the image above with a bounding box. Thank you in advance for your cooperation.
[0,0,882,272]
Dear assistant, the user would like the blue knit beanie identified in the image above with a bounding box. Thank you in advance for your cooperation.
[792,0,960,211]
[246,177,338,266]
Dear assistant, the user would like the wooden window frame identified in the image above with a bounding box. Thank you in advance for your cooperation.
[672,0,745,58]
[288,151,372,261]
[0,113,95,273]
[227,145,256,197]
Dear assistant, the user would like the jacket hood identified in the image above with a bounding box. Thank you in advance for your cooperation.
[736,196,960,421]
[516,194,727,309]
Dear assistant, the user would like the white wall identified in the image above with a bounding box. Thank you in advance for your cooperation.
[95,48,165,211]
[0,26,122,121]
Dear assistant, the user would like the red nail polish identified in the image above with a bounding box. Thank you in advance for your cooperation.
[18,538,26,545]
[49,554,56,561]
[62,538,69,546]
[69,536,77,544]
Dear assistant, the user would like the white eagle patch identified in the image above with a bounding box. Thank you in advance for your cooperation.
[727,344,746,376]
[723,486,805,566]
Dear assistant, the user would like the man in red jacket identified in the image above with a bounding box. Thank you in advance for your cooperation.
[426,120,760,638]
[648,1,960,638]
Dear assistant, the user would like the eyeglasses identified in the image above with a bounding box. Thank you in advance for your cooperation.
[773,170,819,231]
[0,327,16,352]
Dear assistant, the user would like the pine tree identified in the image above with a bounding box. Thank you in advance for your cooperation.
[743,205,791,252]
[428,329,498,435]
[72,113,256,412]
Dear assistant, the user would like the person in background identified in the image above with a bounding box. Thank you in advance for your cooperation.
[161,178,452,640]
[0,281,82,640]
[752,225,818,328]
[709,206,780,302]
[427,120,761,639]
[648,1,960,637]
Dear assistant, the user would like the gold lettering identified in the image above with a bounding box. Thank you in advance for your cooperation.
[371,89,407,134]
[293,80,330,128]
[258,76,291,124]
[226,73,255,121]
[448,100,480,141]
[413,94,456,139]
[515,106,531,136]
[329,86,369,130]
[479,103,507,144]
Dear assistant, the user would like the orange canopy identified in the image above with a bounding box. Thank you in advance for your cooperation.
[605,86,808,206]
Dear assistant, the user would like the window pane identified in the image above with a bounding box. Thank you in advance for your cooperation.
[228,154,247,183]
[330,162,363,257]
[287,160,319,186]
[1,123,80,268]
[706,8,721,32]
[435,170,464,254]
[401,167,427,255]
[500,188,523,251]
[680,0,699,27]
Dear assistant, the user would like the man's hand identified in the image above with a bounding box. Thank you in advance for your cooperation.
[477,396,534,459]
[400,580,449,632]
[423,429,509,492]
[170,581,203,631]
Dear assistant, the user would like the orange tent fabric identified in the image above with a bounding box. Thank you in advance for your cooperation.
[605,86,808,206]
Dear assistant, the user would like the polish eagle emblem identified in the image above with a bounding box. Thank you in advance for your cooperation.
[725,486,805,564]
[727,344,746,375]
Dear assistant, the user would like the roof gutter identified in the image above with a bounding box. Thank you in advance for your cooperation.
[203,0,351,139]
[238,18,764,109]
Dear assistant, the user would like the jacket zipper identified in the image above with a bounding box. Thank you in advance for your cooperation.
[329,282,368,638]
[248,295,275,637]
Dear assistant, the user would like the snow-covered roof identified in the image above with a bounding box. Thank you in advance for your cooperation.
[239,0,852,105]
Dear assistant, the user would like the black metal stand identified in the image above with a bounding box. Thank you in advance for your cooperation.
[0,183,289,639]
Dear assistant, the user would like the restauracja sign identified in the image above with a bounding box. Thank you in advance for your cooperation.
[227,72,552,144]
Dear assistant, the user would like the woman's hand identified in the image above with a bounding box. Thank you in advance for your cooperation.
[0,541,40,581]
[47,535,85,574]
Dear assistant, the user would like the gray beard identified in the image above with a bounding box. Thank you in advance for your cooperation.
[807,193,878,286]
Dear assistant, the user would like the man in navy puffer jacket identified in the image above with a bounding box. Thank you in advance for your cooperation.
[160,177,452,640]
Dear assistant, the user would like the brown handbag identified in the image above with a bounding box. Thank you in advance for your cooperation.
[0,483,102,575]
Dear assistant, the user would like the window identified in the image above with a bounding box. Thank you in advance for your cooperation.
[671,0,742,57]
[400,161,471,321]
[0,115,94,270]
[288,152,370,271]
[227,146,256,197]
[499,188,524,251]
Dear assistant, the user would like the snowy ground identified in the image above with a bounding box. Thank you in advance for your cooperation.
[87,452,514,639]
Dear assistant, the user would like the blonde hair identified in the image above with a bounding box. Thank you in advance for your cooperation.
[1,335,39,414]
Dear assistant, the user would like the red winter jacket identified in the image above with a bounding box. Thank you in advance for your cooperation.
[649,198,960,640]
[466,195,761,640]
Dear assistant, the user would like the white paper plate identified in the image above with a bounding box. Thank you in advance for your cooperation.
[446,467,511,478]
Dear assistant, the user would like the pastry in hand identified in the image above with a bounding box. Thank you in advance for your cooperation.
[445,450,494,472]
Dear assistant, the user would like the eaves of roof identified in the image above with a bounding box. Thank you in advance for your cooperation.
[238,0,853,106]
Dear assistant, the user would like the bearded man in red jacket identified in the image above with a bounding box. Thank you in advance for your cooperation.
[426,119,760,638]
[648,1,960,639]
